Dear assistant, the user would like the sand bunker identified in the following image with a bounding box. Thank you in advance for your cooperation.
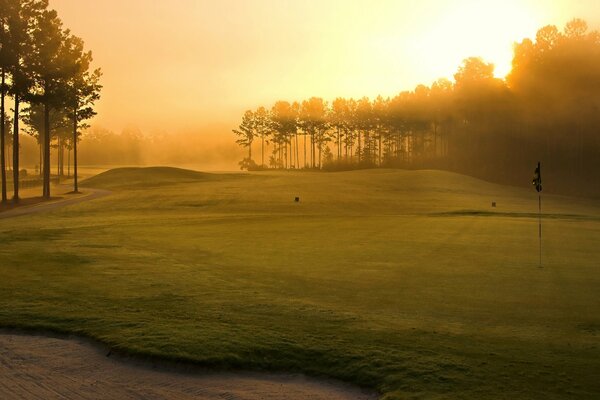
[0,333,376,399]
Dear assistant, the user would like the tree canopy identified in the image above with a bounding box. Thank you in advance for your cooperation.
[233,19,600,196]
[0,0,102,201]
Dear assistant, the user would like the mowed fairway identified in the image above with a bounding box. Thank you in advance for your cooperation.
[0,168,599,399]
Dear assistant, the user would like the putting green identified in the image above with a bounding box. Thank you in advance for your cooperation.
[0,167,598,399]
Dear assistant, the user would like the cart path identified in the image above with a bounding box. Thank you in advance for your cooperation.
[0,333,377,400]
[0,187,111,220]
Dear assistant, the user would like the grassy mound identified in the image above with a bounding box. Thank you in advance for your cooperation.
[81,166,223,190]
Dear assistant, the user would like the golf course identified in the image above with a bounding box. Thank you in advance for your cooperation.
[0,167,598,399]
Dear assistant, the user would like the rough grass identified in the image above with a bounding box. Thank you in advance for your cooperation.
[1,168,599,399]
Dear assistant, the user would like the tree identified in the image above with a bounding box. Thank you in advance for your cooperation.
[4,0,46,201]
[62,33,101,192]
[299,97,328,168]
[372,95,389,165]
[354,97,372,164]
[28,7,70,199]
[0,6,8,202]
[21,103,70,179]
[230,19,600,196]
[430,78,453,157]
[233,109,254,169]
[271,101,297,169]
[253,106,270,168]
[329,98,348,162]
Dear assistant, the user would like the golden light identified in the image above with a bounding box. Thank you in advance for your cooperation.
[374,0,542,83]
[48,0,593,132]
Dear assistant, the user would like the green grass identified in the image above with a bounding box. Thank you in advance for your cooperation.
[1,167,599,399]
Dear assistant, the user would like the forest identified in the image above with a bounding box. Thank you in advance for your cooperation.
[234,19,600,196]
[0,0,101,202]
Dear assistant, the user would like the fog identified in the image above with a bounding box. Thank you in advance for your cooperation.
[47,0,600,134]
[14,127,243,172]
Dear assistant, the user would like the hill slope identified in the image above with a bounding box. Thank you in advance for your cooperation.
[81,166,225,190]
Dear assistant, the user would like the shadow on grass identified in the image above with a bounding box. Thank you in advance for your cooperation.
[430,209,600,221]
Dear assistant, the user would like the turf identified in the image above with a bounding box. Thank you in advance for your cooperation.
[0,167,599,399]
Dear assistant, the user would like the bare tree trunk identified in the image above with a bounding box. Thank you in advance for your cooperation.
[349,133,353,163]
[345,132,349,161]
[337,129,341,161]
[57,136,60,180]
[303,133,306,168]
[312,132,316,168]
[288,137,292,169]
[73,106,79,192]
[318,140,322,169]
[357,132,361,164]
[60,137,65,176]
[378,133,382,165]
[43,99,51,199]
[39,142,42,177]
[261,136,264,167]
[12,94,19,202]
[433,122,437,157]
[0,68,6,203]
[289,135,295,168]
[295,132,299,169]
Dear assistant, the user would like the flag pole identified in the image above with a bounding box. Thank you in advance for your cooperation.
[533,161,542,268]
[538,192,542,268]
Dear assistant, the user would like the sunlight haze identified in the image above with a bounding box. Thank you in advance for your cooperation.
[49,0,600,134]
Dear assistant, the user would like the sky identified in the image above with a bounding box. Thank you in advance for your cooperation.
[49,0,600,135]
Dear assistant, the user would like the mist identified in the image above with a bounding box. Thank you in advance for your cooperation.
[14,127,243,173]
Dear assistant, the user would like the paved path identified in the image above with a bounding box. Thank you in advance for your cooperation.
[0,333,376,400]
[0,188,111,220]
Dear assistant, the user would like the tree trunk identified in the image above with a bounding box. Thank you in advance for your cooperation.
[349,133,353,163]
[43,99,51,199]
[261,136,264,167]
[303,133,306,168]
[39,142,42,177]
[295,132,299,169]
[0,68,6,203]
[57,136,61,180]
[337,129,341,161]
[12,94,19,202]
[288,136,292,169]
[312,132,316,168]
[378,133,382,165]
[357,132,361,164]
[60,137,65,176]
[318,141,322,169]
[73,106,79,192]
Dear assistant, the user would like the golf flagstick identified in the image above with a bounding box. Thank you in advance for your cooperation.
[539,192,541,268]
[533,162,542,268]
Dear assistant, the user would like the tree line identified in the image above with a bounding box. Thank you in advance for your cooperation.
[233,19,600,196]
[0,0,101,203]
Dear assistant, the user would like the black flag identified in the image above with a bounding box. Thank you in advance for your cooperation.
[532,162,542,192]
